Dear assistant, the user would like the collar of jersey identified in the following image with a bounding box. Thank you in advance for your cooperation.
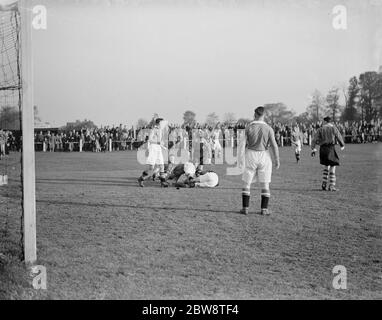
[250,120,267,125]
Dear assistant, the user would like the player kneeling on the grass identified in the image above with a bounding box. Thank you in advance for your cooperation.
[238,106,280,216]
[311,116,345,192]
[138,118,168,187]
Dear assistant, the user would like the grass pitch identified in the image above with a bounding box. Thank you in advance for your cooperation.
[0,144,381,299]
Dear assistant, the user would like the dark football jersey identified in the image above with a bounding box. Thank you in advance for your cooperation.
[167,164,185,180]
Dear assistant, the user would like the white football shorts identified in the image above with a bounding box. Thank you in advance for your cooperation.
[146,144,164,166]
[294,140,302,153]
[213,140,222,151]
[196,172,219,188]
[242,150,272,184]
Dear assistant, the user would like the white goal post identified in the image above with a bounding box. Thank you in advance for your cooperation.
[20,0,37,265]
[1,0,37,264]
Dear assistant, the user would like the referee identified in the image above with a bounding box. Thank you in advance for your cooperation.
[311,116,345,191]
[238,107,280,215]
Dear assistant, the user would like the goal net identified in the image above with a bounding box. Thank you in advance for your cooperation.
[0,3,24,261]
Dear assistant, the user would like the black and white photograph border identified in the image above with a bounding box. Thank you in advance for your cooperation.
[0,0,381,301]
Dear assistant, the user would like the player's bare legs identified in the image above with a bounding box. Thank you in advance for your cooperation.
[295,149,301,163]
[158,164,168,187]
[138,164,166,187]
[151,167,160,181]
[138,164,155,187]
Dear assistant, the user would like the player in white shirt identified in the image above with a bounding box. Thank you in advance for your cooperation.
[138,118,168,187]
[212,126,222,161]
[291,125,302,163]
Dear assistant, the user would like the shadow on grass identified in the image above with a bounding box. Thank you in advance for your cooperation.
[34,178,322,193]
[36,177,139,188]
[34,198,249,216]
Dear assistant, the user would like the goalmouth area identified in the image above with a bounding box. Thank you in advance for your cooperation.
[0,0,381,300]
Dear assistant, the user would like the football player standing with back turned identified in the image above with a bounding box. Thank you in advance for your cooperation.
[238,107,280,216]
[311,116,345,191]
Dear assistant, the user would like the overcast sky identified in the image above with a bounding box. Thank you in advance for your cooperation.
[28,0,381,127]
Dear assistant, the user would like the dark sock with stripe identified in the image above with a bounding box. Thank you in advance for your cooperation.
[329,171,336,187]
[261,189,270,209]
[140,171,149,180]
[242,194,250,209]
[261,196,270,209]
[322,168,329,185]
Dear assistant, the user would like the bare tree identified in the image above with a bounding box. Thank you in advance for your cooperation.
[306,90,325,122]
[205,112,219,127]
[326,87,342,121]
[34,105,41,123]
[263,103,295,125]
[0,106,20,130]
[341,77,359,122]
[223,112,236,125]
[183,110,196,126]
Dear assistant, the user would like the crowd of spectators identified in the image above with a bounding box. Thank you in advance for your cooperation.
[273,121,382,147]
[37,120,382,152]
[0,129,21,159]
[33,126,136,152]
[1,120,381,157]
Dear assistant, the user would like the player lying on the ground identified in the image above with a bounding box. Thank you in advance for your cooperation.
[162,162,196,187]
[173,173,194,188]
[188,169,219,188]
[311,116,345,192]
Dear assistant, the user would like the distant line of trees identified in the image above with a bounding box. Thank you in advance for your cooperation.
[167,69,382,127]
[301,71,382,124]
[0,105,43,130]
[342,71,382,122]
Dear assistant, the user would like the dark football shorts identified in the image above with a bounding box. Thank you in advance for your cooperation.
[320,144,340,166]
